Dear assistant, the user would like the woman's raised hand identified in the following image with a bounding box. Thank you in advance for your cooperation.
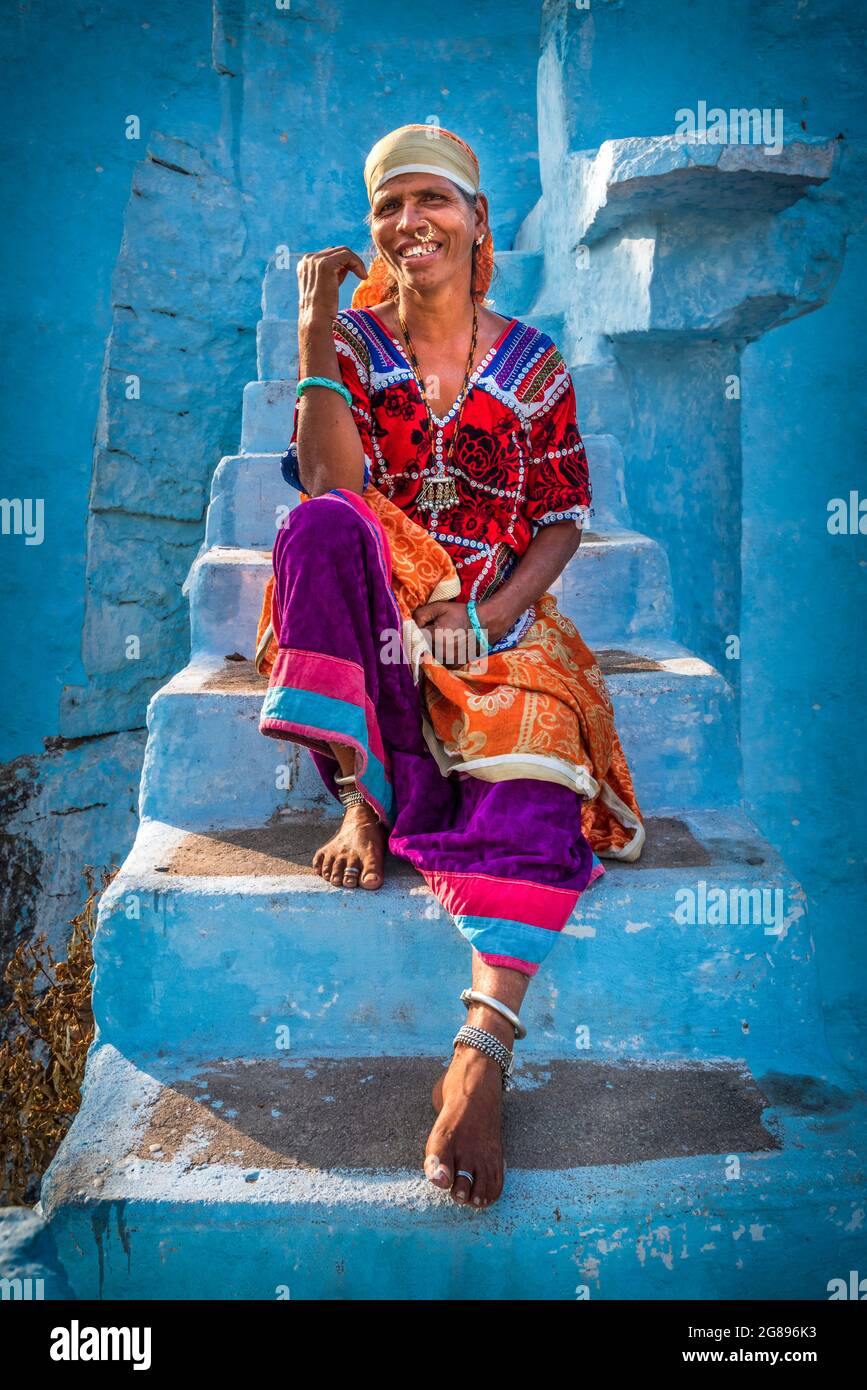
[297,247,368,324]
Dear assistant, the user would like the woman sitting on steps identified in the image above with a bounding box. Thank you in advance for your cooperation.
[256,123,644,1210]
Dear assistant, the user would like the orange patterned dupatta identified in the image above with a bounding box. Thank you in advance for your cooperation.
[255,486,644,862]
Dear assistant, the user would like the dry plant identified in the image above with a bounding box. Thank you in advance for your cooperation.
[0,865,116,1204]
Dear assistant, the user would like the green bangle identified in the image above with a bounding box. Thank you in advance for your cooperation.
[466,599,489,654]
[297,375,352,408]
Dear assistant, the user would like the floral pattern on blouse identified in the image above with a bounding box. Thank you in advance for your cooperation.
[282,307,592,606]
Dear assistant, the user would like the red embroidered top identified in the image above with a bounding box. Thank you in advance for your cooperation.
[283,308,592,614]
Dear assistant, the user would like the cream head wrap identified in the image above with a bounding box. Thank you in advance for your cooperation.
[363,123,481,202]
[352,123,493,308]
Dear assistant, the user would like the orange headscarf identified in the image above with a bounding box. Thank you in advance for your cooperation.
[351,124,494,309]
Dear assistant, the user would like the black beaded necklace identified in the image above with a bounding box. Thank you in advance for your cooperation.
[398,303,478,513]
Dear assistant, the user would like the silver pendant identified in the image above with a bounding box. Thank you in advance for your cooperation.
[416,472,460,512]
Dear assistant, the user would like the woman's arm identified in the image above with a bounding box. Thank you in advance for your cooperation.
[413,522,582,656]
[295,247,368,496]
[477,521,583,644]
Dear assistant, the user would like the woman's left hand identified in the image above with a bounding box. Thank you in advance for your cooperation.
[412,600,510,664]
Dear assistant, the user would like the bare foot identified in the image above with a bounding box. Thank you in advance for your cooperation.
[312,801,386,889]
[424,1044,504,1208]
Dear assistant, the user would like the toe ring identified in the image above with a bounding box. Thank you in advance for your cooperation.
[456,1169,475,1185]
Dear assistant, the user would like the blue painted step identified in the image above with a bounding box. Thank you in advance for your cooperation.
[139,649,739,826]
[187,532,673,662]
[93,809,816,1070]
[40,1042,867,1300]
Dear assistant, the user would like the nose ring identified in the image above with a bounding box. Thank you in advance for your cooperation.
[414,220,436,243]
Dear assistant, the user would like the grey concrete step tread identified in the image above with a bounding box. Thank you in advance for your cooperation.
[129,1059,777,1169]
[128,806,785,886]
[40,1042,867,1297]
[42,1043,864,1207]
[54,1047,780,1183]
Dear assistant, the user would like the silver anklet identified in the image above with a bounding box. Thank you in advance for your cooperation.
[453,1024,515,1092]
[460,988,527,1041]
[334,770,365,808]
[338,786,366,809]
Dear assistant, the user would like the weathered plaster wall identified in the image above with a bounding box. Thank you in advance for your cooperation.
[529,0,867,1068]
[0,0,228,975]
[541,0,865,150]
[0,0,543,966]
[61,0,544,742]
[3,0,544,758]
[741,143,867,1070]
[0,0,224,760]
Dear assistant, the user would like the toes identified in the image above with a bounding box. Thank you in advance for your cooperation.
[450,1162,475,1206]
[457,1165,482,1209]
[470,1169,491,1209]
[478,1159,506,1208]
[423,1149,453,1191]
[329,854,347,884]
[342,856,362,889]
[360,842,383,889]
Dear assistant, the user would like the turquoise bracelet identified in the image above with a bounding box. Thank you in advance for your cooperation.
[297,375,352,408]
[466,599,489,655]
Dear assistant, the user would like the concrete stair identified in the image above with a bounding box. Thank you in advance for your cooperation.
[40,244,866,1301]
[138,648,739,825]
[90,809,816,1068]
[41,1041,867,1300]
[190,529,676,652]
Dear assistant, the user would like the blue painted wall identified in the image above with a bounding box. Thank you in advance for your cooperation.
[741,142,867,1068]
[538,0,867,1067]
[0,0,543,759]
[0,2,221,760]
[546,0,865,149]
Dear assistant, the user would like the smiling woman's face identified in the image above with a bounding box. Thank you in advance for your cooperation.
[369,172,487,296]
